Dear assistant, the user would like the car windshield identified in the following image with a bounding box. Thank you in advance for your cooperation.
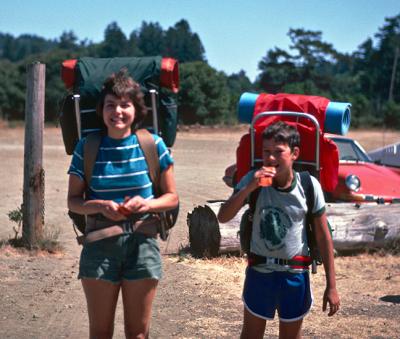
[330,137,372,162]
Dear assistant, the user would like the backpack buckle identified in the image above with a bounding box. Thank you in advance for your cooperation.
[76,235,85,245]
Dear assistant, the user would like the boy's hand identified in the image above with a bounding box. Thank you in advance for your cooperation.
[323,287,340,316]
[254,166,276,187]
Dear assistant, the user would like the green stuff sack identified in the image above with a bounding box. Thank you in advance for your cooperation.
[159,90,178,148]
[75,56,162,109]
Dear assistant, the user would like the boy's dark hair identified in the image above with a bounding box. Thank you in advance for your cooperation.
[96,68,148,130]
[262,121,300,151]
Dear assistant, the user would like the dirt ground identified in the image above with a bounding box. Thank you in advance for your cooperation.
[0,125,399,338]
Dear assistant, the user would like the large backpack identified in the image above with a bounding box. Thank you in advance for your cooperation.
[239,171,329,273]
[69,129,178,244]
[59,56,179,155]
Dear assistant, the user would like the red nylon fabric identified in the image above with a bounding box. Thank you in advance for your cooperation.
[61,59,77,89]
[253,93,330,130]
[160,58,179,93]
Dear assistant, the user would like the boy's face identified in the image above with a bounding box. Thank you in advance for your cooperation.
[262,138,299,177]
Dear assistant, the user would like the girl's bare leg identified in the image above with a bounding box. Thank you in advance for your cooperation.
[121,278,158,339]
[81,279,121,339]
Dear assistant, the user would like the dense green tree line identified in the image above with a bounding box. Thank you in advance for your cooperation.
[0,15,399,128]
[257,15,400,128]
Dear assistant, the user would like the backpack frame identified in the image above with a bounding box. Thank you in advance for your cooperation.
[239,111,327,273]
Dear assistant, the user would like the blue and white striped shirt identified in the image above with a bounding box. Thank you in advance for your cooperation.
[68,133,174,203]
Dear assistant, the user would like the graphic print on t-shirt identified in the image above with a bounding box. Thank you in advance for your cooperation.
[259,206,291,251]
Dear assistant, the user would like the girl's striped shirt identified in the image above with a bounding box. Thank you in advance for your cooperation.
[68,133,174,203]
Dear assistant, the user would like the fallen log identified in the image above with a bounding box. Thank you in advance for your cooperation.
[325,202,400,251]
[187,204,221,257]
[187,201,400,255]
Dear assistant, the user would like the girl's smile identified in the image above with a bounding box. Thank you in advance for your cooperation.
[103,94,135,138]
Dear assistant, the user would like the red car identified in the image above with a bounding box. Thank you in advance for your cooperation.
[223,135,400,204]
[325,135,400,203]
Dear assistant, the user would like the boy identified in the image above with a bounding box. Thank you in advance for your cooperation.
[218,121,340,339]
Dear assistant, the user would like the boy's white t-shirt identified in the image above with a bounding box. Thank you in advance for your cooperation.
[236,171,325,271]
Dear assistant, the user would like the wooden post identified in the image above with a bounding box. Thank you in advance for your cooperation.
[22,62,45,248]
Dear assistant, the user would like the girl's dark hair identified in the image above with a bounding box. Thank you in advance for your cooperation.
[262,121,300,151]
[96,68,148,130]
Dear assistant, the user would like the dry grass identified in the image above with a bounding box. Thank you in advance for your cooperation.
[0,118,7,129]
[0,125,399,338]
[0,224,64,255]
[166,253,400,338]
[0,243,64,257]
[178,126,400,152]
[347,129,400,151]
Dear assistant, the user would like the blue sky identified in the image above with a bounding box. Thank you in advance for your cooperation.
[0,0,399,81]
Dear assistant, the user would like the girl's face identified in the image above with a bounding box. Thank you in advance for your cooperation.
[103,94,135,138]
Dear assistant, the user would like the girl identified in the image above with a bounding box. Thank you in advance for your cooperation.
[68,69,178,338]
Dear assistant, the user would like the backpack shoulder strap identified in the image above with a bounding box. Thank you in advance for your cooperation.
[135,129,161,196]
[240,183,260,255]
[299,171,315,218]
[249,187,261,214]
[83,132,102,188]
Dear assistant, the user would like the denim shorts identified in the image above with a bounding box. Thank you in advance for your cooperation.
[78,233,162,284]
[242,267,313,322]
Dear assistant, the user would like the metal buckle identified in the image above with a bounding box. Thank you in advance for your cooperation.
[266,257,276,265]
[121,220,133,233]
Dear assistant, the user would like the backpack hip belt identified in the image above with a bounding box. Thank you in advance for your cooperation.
[82,214,159,244]
[248,252,312,269]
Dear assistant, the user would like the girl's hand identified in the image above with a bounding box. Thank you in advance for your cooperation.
[118,204,132,217]
[120,195,151,215]
[100,200,126,221]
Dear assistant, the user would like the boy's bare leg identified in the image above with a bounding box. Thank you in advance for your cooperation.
[240,307,266,339]
[279,319,303,339]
